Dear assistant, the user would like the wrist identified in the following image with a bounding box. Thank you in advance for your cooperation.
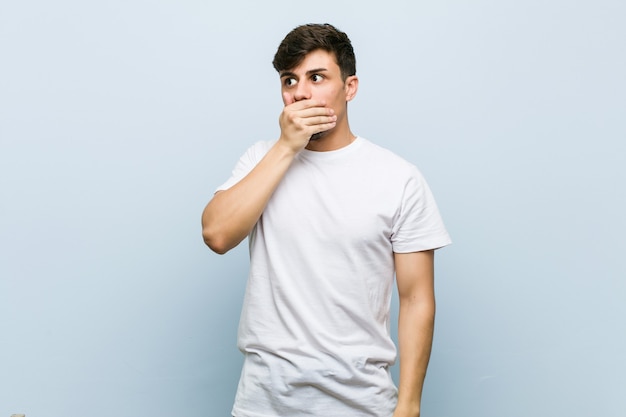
[276,135,306,156]
[393,401,421,417]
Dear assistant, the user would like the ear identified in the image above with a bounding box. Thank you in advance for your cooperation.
[344,75,359,102]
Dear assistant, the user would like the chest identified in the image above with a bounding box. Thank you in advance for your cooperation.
[261,160,403,250]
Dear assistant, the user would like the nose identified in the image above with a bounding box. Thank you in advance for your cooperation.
[293,81,311,102]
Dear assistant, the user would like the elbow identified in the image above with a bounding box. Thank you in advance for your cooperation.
[201,202,246,254]
[202,205,232,254]
[202,227,230,255]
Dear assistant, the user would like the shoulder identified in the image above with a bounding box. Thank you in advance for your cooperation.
[215,139,276,192]
[358,137,423,178]
[242,139,276,163]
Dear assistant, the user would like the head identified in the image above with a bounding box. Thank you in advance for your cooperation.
[273,23,356,82]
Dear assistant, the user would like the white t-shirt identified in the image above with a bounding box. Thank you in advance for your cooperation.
[217,137,451,417]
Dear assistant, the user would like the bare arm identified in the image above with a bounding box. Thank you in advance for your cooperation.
[201,98,336,254]
[393,250,436,417]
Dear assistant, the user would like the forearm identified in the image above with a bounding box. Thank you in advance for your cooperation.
[201,141,297,254]
[202,97,337,254]
[393,250,436,417]
[394,297,435,417]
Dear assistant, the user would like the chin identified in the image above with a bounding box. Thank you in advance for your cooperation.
[310,130,330,141]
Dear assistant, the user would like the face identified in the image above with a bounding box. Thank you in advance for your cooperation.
[279,49,357,140]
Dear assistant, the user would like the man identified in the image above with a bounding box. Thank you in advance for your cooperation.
[202,23,451,417]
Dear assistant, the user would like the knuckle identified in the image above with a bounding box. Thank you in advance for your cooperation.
[287,112,298,124]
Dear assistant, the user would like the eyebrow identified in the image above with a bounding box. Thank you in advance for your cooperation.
[280,68,329,78]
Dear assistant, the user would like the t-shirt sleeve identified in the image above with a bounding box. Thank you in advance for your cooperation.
[215,141,274,193]
[391,167,452,253]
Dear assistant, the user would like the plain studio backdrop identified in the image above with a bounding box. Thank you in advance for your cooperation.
[1,0,624,416]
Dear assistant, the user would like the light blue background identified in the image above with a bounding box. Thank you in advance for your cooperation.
[1,0,624,416]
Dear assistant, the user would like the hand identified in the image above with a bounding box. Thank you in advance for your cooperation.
[278,94,337,153]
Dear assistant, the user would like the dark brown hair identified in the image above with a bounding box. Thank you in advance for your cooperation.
[272,23,356,81]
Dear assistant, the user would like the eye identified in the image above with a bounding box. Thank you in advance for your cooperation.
[311,74,324,83]
[284,77,297,87]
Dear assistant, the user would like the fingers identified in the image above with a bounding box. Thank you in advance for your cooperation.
[284,99,334,120]
[292,106,335,121]
[283,92,326,108]
[309,120,337,135]
[284,96,327,111]
[278,104,336,152]
[302,114,337,128]
[282,108,336,130]
[281,100,335,127]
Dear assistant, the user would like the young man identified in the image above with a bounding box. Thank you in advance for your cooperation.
[202,23,451,417]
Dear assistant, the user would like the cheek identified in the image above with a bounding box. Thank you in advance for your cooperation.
[323,87,344,104]
[281,90,295,106]
[311,85,344,106]
[330,88,348,108]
